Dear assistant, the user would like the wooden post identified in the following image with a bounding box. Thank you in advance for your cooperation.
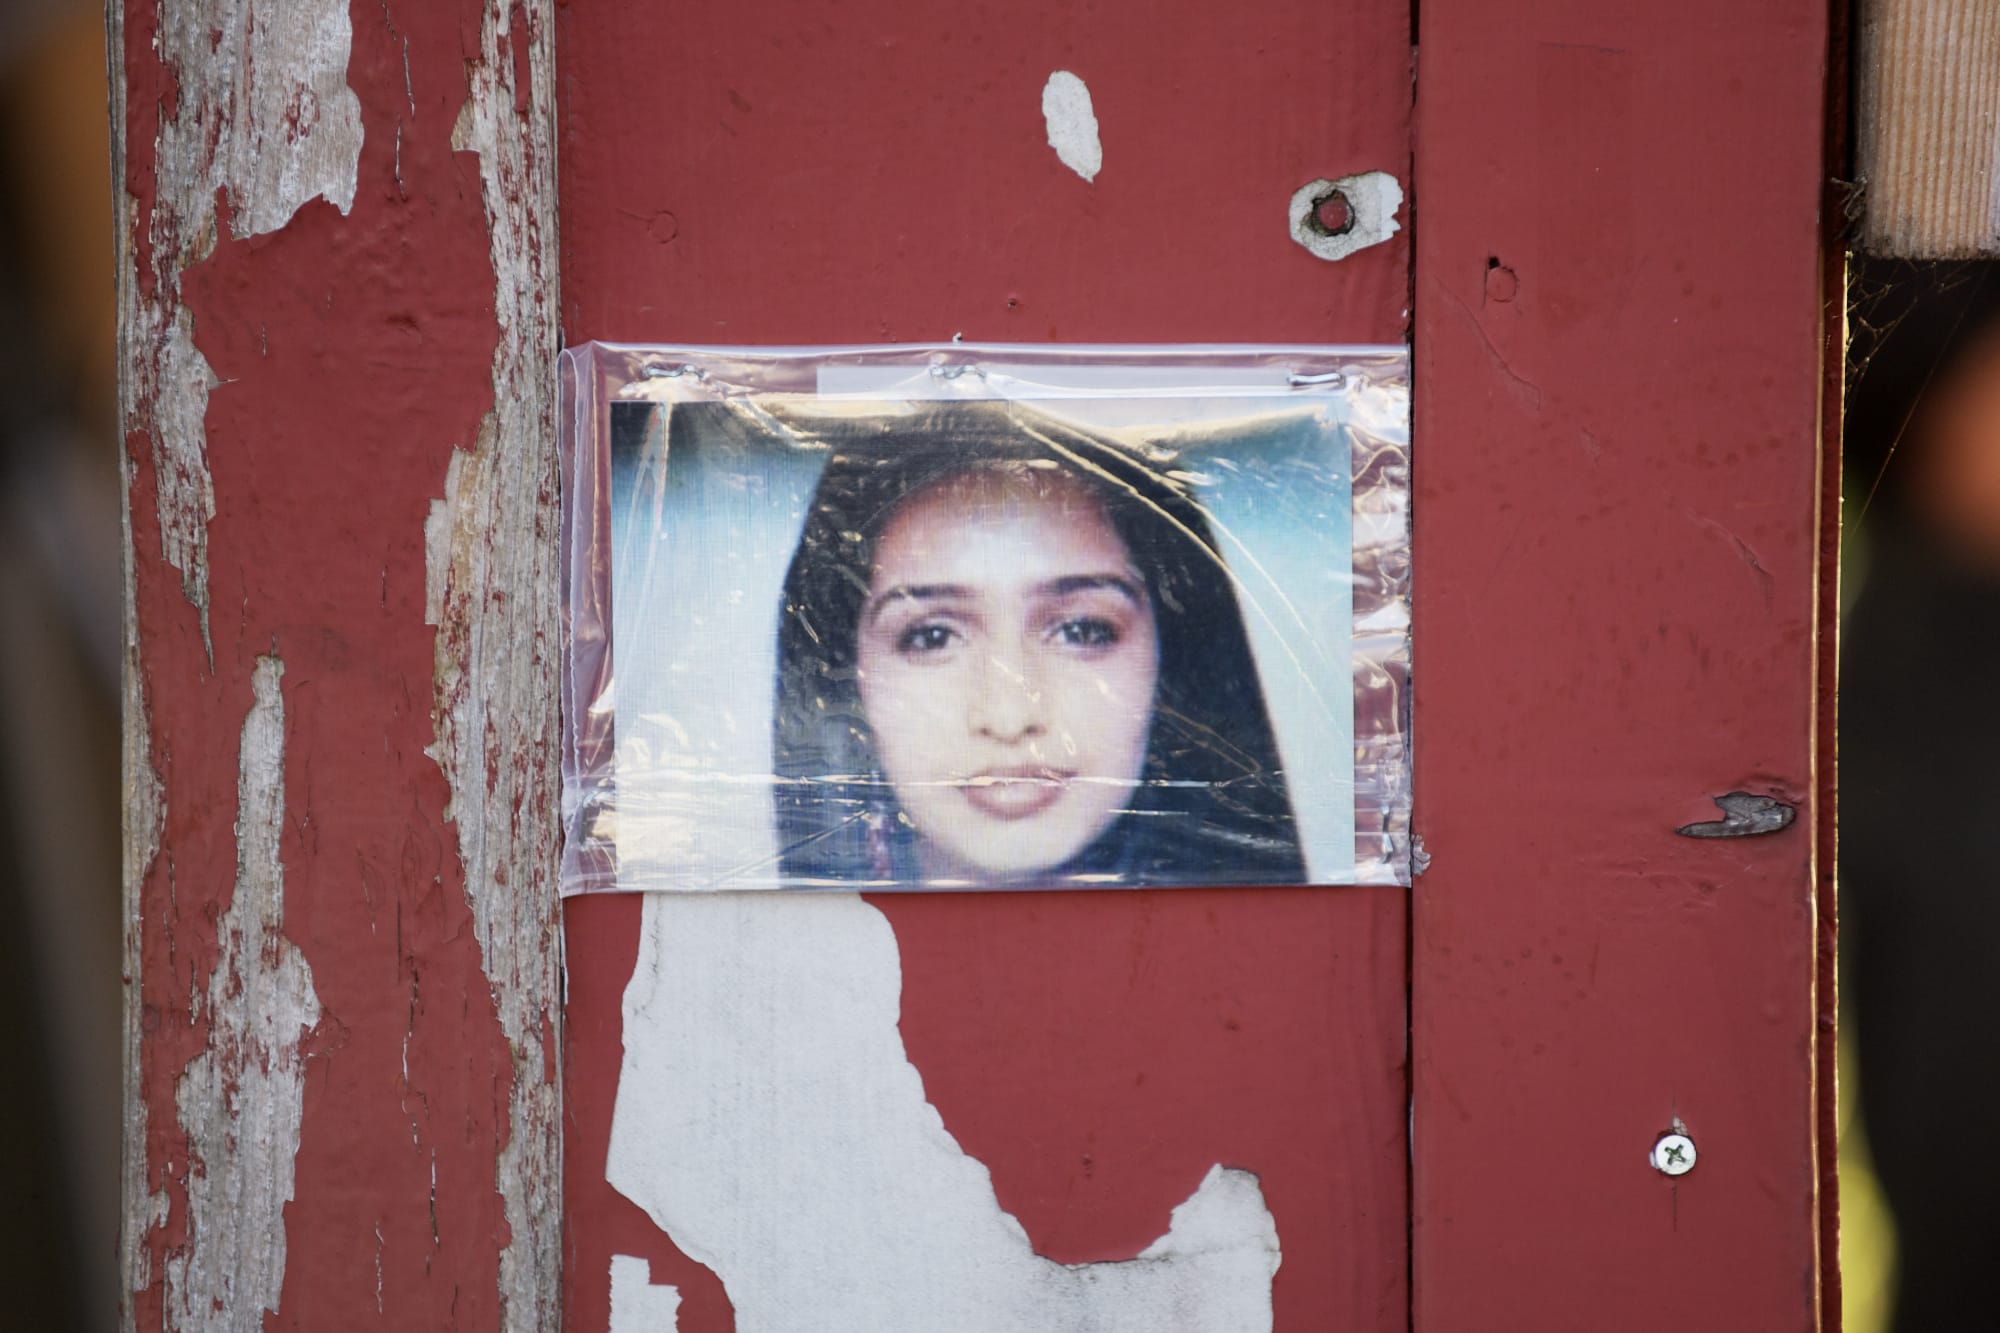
[115,2,563,1326]
[1857,0,2000,256]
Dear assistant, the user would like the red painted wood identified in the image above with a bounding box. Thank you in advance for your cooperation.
[123,1,535,1325]
[556,2,1414,1329]
[1815,15,1849,1327]
[1411,5,1831,1328]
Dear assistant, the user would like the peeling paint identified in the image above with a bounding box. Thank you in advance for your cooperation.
[124,0,363,651]
[609,893,1282,1331]
[119,300,169,1317]
[1041,71,1103,182]
[163,657,320,1331]
[1288,172,1403,261]
[1675,792,1797,839]
[134,315,220,654]
[609,1256,682,1332]
[424,3,564,1327]
[113,6,166,1318]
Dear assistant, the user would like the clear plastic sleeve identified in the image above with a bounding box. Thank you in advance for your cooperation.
[558,342,1411,893]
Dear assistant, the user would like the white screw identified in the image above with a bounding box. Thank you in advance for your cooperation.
[1651,1132,1697,1176]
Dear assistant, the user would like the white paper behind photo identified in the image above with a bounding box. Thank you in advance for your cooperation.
[558,345,1411,892]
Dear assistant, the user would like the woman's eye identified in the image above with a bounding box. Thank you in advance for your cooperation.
[895,623,958,654]
[1053,617,1120,648]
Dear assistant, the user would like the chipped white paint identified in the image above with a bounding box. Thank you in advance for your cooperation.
[163,657,321,1332]
[1287,171,1404,261]
[609,1256,682,1332]
[609,893,1281,1332]
[1042,71,1103,182]
[425,3,564,1328]
[123,0,362,650]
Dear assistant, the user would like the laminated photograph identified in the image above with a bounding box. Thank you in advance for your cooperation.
[558,344,1411,892]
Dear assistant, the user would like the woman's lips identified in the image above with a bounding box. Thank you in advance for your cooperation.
[959,768,1071,820]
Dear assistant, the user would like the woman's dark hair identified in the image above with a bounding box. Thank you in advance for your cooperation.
[765,398,1304,886]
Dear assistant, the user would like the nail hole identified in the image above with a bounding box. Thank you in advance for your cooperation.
[1306,188,1354,238]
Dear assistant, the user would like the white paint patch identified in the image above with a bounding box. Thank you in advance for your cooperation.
[1042,71,1103,182]
[608,893,1281,1332]
[427,4,565,1327]
[1287,172,1404,261]
[128,0,364,650]
[164,656,321,1332]
[609,1256,682,1332]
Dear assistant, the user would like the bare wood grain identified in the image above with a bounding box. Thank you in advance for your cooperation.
[1858,0,2000,256]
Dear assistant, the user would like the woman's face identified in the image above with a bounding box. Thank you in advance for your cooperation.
[854,466,1161,883]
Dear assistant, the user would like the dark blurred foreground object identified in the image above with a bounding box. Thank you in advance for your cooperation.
[1843,259,2000,1332]
[0,3,124,1331]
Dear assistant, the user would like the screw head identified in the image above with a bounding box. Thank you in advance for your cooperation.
[1651,1132,1697,1176]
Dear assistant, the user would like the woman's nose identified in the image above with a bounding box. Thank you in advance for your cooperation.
[970,649,1046,742]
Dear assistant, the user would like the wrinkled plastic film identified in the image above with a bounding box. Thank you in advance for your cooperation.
[1348,386,1413,881]
[559,342,1412,893]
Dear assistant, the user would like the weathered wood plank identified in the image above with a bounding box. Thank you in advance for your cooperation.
[1858,0,2000,256]
[117,1,562,1327]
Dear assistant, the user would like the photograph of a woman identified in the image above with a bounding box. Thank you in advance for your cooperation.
[581,348,1405,894]
[769,401,1305,888]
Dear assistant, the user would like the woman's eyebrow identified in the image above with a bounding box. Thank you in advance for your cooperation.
[863,583,973,625]
[1038,573,1145,603]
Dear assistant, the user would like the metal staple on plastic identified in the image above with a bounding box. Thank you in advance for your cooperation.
[641,363,707,381]
[1288,370,1348,388]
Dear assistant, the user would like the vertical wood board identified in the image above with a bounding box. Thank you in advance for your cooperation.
[117,1,563,1327]
[1411,3,1832,1327]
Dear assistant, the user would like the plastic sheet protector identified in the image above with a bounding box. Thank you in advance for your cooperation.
[558,343,1411,892]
